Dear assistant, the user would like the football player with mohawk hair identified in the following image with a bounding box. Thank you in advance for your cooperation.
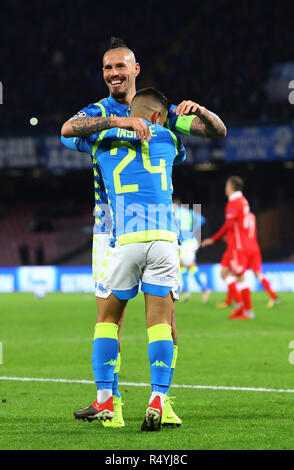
[61,36,226,428]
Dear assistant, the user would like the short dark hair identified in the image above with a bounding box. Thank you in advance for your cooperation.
[133,87,170,111]
[227,176,244,192]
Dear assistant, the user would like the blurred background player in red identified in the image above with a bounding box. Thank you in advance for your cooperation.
[201,176,254,319]
[214,232,235,309]
[205,206,279,312]
[242,211,279,308]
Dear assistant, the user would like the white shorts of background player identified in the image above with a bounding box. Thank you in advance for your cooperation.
[179,238,199,267]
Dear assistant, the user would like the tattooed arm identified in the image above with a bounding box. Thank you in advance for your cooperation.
[61,116,151,141]
[62,117,113,137]
[172,100,227,138]
[190,106,227,138]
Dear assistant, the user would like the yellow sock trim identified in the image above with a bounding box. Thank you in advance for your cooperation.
[189,266,198,274]
[93,322,118,340]
[114,352,121,373]
[171,345,178,369]
[147,324,172,343]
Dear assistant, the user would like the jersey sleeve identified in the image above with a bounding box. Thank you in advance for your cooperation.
[166,104,179,132]
[69,102,105,120]
[213,201,239,240]
[174,133,186,163]
[225,200,242,221]
[211,220,228,242]
[61,136,78,151]
[60,134,96,155]
[165,129,186,163]
[61,102,106,153]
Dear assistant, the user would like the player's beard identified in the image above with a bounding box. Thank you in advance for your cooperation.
[110,88,127,100]
[107,77,129,101]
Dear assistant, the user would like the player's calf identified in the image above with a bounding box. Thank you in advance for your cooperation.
[141,323,174,432]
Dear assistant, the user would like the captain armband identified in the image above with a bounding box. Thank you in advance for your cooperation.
[174,114,195,135]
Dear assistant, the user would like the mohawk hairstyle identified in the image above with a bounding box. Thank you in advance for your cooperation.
[108,36,129,50]
[104,36,136,61]
[133,87,170,110]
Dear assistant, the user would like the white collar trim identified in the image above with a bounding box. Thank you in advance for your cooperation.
[229,191,242,201]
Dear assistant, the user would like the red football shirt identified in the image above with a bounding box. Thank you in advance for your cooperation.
[243,211,260,253]
[212,191,250,251]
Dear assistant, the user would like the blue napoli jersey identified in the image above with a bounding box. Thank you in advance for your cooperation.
[174,205,206,244]
[64,96,131,234]
[72,121,186,246]
[61,96,188,234]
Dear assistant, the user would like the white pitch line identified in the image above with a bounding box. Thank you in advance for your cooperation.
[1,330,292,345]
[0,376,294,393]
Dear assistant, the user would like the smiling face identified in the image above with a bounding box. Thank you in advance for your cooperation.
[102,48,140,103]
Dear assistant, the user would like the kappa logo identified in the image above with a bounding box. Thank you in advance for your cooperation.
[98,283,106,292]
[104,359,117,366]
[152,360,169,368]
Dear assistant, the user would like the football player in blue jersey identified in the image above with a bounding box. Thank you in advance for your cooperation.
[61,37,226,428]
[73,88,186,431]
[173,198,211,303]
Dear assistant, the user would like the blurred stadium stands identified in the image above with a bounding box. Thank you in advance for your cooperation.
[0,0,292,132]
[0,202,92,266]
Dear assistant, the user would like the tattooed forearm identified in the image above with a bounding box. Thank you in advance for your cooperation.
[69,117,113,137]
[190,108,227,138]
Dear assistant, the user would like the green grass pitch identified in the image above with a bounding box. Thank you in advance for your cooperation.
[0,291,294,450]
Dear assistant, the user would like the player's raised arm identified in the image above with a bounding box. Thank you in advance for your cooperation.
[61,116,151,142]
[189,106,227,138]
[201,220,228,247]
[61,116,113,137]
[172,101,227,138]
